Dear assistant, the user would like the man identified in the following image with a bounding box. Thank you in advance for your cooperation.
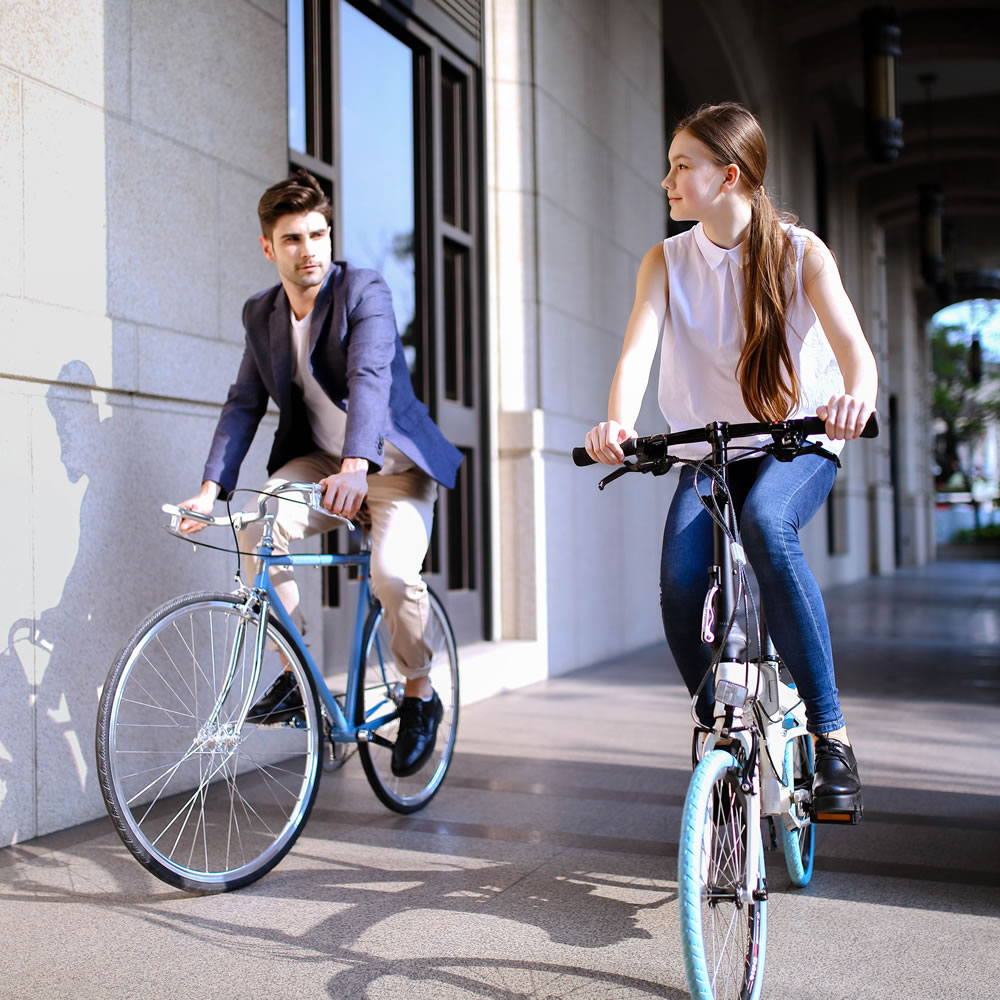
[178,169,462,777]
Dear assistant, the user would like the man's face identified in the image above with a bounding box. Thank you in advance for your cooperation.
[260,210,332,290]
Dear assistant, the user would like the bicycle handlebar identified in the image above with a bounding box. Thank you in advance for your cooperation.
[162,482,356,533]
[571,413,879,468]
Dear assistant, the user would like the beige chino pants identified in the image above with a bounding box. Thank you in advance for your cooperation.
[238,451,438,679]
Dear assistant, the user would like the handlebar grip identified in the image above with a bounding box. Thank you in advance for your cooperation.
[572,437,637,467]
[802,413,879,439]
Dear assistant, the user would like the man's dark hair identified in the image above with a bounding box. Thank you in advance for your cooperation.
[257,169,333,237]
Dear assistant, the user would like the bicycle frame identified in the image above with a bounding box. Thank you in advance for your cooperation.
[201,512,397,748]
[700,422,811,834]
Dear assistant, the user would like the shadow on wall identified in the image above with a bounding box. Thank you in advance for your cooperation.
[0,361,161,845]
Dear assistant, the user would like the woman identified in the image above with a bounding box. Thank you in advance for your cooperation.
[584,103,878,819]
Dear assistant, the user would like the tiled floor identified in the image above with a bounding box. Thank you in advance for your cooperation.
[1,556,998,999]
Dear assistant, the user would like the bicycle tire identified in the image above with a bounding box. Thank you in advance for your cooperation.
[355,586,458,814]
[780,731,815,887]
[96,591,321,892]
[678,749,767,1000]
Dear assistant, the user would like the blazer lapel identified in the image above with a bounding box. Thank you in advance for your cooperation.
[308,265,337,353]
[269,287,293,410]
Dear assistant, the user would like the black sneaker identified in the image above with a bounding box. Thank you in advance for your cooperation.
[812,735,863,823]
[391,692,443,777]
[247,671,304,724]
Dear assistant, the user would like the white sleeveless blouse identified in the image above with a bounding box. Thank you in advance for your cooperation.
[656,222,845,460]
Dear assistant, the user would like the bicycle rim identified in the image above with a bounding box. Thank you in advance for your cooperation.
[356,587,458,813]
[96,593,321,892]
[679,750,767,1000]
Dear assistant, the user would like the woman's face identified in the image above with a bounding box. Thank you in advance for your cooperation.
[661,130,730,221]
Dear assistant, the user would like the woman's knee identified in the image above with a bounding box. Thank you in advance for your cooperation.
[740,503,797,567]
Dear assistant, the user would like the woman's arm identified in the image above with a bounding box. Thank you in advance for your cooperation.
[802,236,879,440]
[585,243,668,463]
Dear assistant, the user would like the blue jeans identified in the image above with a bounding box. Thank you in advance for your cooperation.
[659,453,844,734]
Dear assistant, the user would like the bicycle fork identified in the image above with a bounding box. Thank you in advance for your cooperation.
[195,591,269,750]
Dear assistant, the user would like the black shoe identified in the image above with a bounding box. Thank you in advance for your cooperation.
[247,671,303,724]
[812,735,863,822]
[391,692,443,778]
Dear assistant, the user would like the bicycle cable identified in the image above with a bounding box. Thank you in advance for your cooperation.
[686,446,775,721]
[166,488,322,587]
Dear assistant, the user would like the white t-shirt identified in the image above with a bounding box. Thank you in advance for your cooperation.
[289,311,413,475]
[657,222,845,460]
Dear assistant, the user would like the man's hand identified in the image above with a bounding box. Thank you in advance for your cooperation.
[177,481,221,533]
[584,420,638,465]
[816,395,874,441]
[320,458,369,519]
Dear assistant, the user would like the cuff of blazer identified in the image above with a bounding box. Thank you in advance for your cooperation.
[342,431,385,473]
[202,465,237,502]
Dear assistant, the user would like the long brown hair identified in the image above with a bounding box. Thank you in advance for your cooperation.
[673,103,799,422]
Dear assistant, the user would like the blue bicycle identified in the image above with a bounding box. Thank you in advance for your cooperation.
[95,482,459,893]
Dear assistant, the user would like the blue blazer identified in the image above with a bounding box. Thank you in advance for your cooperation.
[203,262,463,498]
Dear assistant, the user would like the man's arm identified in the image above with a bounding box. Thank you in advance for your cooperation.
[340,272,397,469]
[201,320,271,498]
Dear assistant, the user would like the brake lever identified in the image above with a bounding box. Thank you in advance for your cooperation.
[597,463,637,490]
[597,453,679,490]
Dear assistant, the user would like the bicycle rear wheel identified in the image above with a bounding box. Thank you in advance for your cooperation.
[781,730,815,886]
[356,586,458,813]
[678,749,767,1000]
[96,591,321,892]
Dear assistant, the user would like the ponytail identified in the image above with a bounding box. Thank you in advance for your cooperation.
[737,186,800,422]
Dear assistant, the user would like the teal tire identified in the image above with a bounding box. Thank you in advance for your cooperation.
[678,749,767,1000]
[780,731,815,887]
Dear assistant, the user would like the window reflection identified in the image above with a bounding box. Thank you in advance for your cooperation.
[288,1,306,154]
[339,1,417,374]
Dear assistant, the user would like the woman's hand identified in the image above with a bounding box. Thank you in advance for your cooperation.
[816,395,874,440]
[585,420,637,465]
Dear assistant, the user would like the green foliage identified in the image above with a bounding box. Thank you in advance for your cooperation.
[951,522,1000,543]
[930,321,1000,440]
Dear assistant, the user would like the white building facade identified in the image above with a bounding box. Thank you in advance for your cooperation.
[3,0,970,844]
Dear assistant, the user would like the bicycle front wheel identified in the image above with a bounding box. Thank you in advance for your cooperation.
[781,730,815,886]
[96,592,321,892]
[356,586,458,813]
[678,750,767,1000]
